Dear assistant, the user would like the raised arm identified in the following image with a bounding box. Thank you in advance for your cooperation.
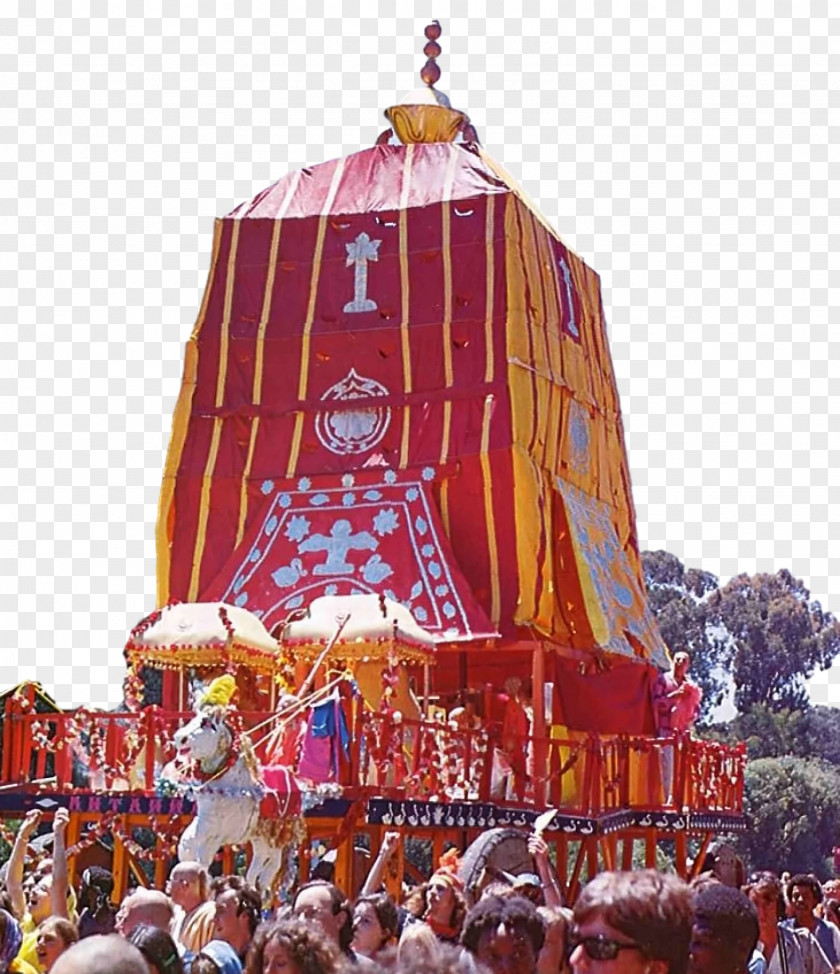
[528,833,564,908]
[360,830,402,896]
[50,806,70,918]
[6,809,42,919]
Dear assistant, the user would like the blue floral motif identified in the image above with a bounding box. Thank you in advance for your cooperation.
[265,516,278,535]
[298,477,311,490]
[414,516,428,535]
[342,492,356,506]
[428,561,441,579]
[443,601,456,618]
[384,470,397,484]
[422,467,434,480]
[279,494,292,508]
[284,594,304,610]
[342,473,355,487]
[235,592,248,607]
[435,584,449,597]
[373,508,399,536]
[363,490,383,501]
[421,544,434,558]
[414,606,428,622]
[310,493,330,506]
[285,515,311,543]
[405,487,419,501]
[233,576,245,593]
[249,549,261,563]
[260,480,275,495]
[325,584,339,596]
[362,555,393,584]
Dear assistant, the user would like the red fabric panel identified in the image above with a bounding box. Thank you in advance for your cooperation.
[553,656,657,735]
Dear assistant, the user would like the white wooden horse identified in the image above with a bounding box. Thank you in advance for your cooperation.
[161,705,304,892]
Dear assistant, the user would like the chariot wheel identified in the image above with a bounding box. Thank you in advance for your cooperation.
[458,827,533,904]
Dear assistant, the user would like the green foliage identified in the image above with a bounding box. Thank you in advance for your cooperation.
[735,756,840,879]
[707,570,840,713]
[642,553,840,721]
[707,704,840,767]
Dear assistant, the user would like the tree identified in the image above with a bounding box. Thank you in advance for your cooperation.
[734,756,840,878]
[641,550,727,721]
[707,570,840,713]
[709,703,840,767]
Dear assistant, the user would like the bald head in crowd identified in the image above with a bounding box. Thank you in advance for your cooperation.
[115,888,174,936]
[51,934,150,974]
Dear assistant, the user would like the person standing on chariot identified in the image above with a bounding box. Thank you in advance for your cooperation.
[651,651,703,804]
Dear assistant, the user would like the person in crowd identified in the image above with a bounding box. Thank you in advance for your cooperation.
[192,940,243,974]
[821,899,840,931]
[745,871,831,974]
[6,809,75,971]
[461,894,545,974]
[115,889,175,938]
[167,863,215,956]
[403,850,467,944]
[0,909,36,974]
[49,934,150,974]
[35,917,78,972]
[76,867,116,938]
[569,869,692,974]
[397,920,441,966]
[211,879,261,965]
[651,652,703,804]
[351,892,399,959]
[245,916,339,974]
[536,906,572,974]
[528,834,564,909]
[689,883,760,974]
[127,925,184,974]
[783,875,840,966]
[291,881,359,962]
[358,832,401,897]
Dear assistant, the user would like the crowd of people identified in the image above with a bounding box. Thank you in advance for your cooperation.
[2,807,840,974]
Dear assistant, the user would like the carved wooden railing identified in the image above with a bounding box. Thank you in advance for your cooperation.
[1,696,746,816]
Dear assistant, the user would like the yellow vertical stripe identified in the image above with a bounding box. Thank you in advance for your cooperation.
[483,196,496,384]
[155,219,223,604]
[479,394,501,625]
[215,220,241,409]
[235,417,260,547]
[187,219,241,598]
[438,148,459,466]
[439,477,450,538]
[252,220,282,405]
[188,417,223,600]
[399,146,414,468]
[287,158,347,478]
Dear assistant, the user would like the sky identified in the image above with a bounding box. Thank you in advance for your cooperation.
[2,4,838,708]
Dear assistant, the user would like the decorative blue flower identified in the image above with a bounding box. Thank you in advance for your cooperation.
[373,508,399,536]
[284,594,304,610]
[443,601,456,618]
[421,544,434,558]
[279,493,292,508]
[235,592,248,607]
[298,477,312,490]
[428,561,441,579]
[249,548,261,562]
[422,467,434,481]
[405,487,419,501]
[265,516,278,535]
[342,492,356,507]
[233,576,245,593]
[414,606,428,622]
[261,480,275,495]
[414,516,428,535]
[325,584,339,596]
[384,469,397,484]
[342,473,355,487]
[285,515,311,543]
[364,490,383,501]
[310,493,330,506]
[435,584,449,597]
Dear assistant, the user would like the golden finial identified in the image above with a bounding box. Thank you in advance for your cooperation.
[382,20,476,146]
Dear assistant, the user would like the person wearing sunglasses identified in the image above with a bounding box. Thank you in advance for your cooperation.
[568,870,692,974]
